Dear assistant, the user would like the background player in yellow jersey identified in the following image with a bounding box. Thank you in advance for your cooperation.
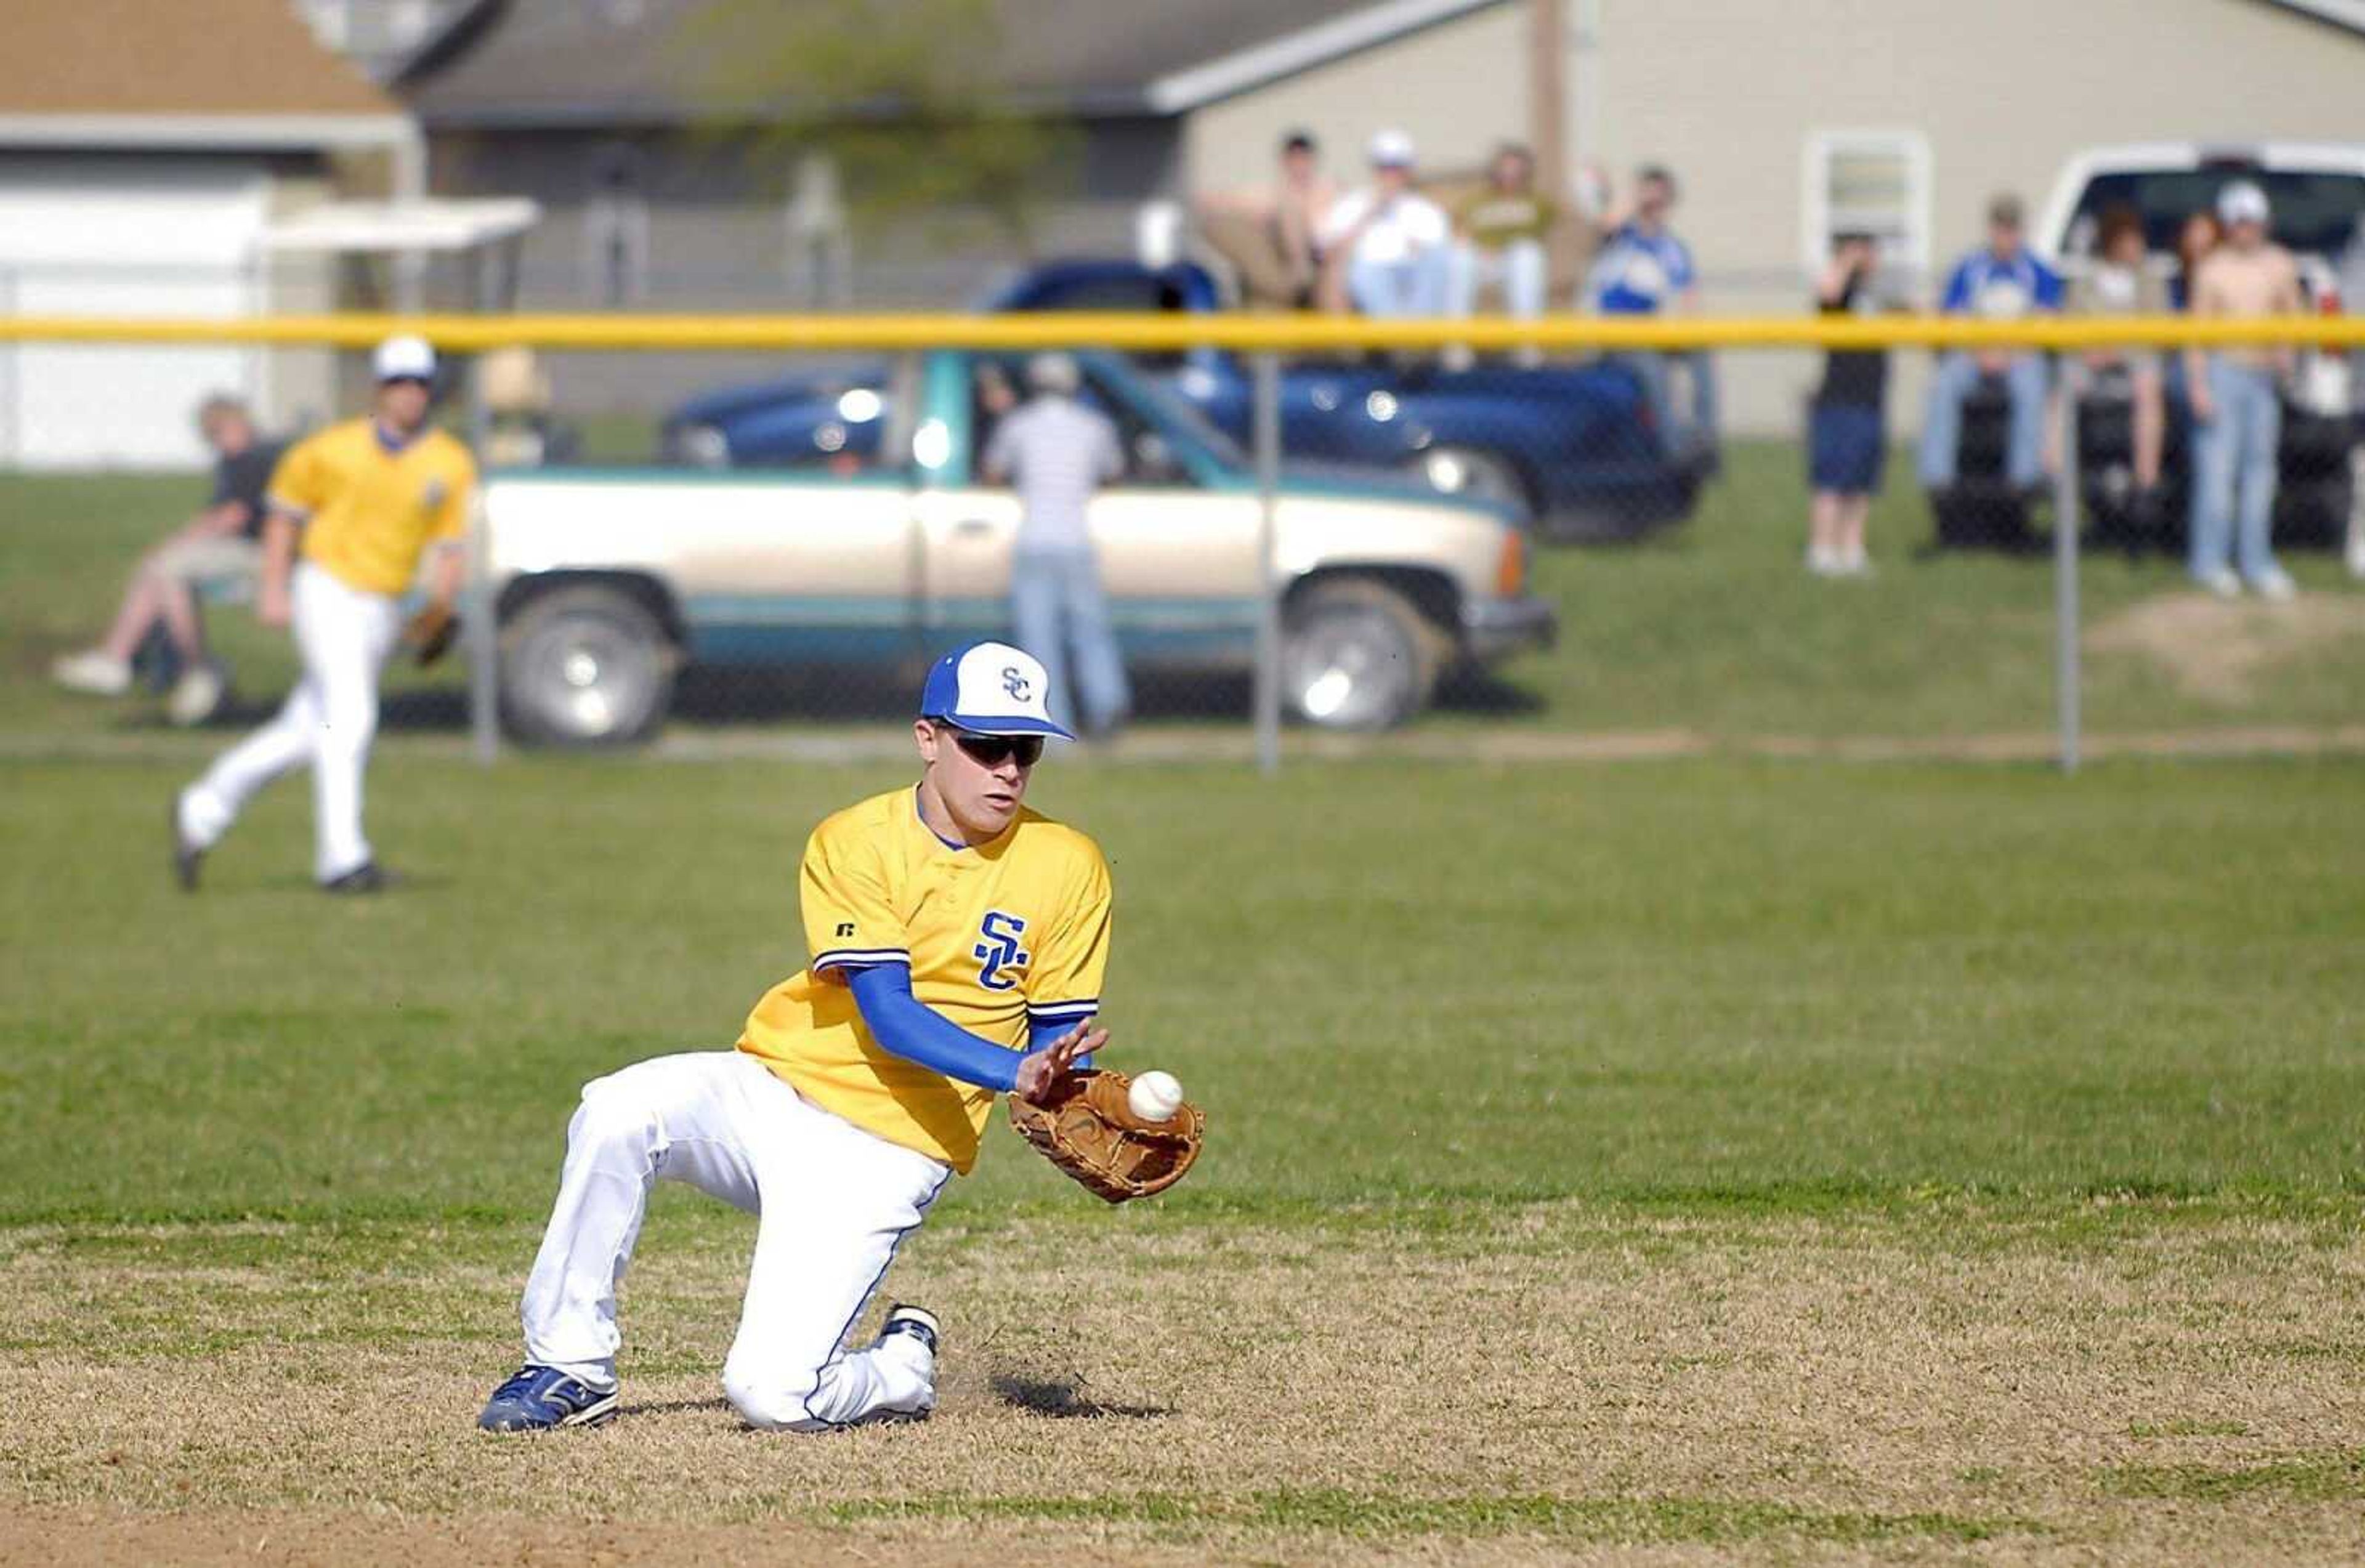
[172,336,476,893]
[477,641,1114,1433]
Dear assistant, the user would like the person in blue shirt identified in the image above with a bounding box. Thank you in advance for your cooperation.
[1587,165,1715,455]
[1915,193,2063,493]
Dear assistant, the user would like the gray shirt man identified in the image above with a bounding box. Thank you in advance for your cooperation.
[980,382,1123,556]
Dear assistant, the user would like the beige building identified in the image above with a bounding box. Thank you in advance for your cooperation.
[1177,0,2365,434]
[0,0,420,467]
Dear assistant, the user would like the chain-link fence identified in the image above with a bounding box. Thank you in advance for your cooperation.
[6,304,2363,770]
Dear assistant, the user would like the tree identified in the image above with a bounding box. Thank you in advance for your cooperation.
[676,0,1075,254]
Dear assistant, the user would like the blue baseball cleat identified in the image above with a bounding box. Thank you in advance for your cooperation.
[476,1364,618,1433]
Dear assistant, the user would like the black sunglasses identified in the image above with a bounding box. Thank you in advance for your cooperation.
[936,724,1043,768]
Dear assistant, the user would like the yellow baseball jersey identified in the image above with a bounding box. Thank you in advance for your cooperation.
[737,787,1114,1173]
[266,418,477,597]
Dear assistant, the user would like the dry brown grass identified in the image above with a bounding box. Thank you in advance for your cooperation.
[2,1200,2362,1564]
[2085,590,2365,703]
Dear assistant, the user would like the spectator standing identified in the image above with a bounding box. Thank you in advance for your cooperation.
[1447,142,1558,347]
[1317,131,1450,317]
[171,336,477,893]
[1805,233,1891,577]
[2169,210,2223,312]
[2066,205,2170,499]
[51,395,287,725]
[1917,194,2063,496]
[980,353,1131,739]
[2185,181,2302,599]
[1195,129,1337,311]
[1587,165,1713,450]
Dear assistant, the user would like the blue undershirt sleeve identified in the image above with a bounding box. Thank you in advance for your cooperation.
[847,962,1024,1094]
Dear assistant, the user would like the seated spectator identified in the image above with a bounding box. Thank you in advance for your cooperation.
[51,395,287,725]
[1806,232,1892,577]
[1916,193,2062,495]
[1586,164,1714,451]
[1194,129,1337,312]
[1317,130,1450,317]
[1447,142,1558,350]
[2066,204,2169,496]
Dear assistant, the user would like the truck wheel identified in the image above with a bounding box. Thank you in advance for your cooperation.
[1418,445,1531,519]
[1282,578,1444,730]
[499,584,676,747]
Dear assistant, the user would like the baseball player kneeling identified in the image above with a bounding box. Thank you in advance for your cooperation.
[479,641,1198,1434]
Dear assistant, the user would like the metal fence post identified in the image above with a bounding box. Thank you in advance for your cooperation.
[464,353,499,766]
[1252,351,1282,775]
[2052,358,2081,775]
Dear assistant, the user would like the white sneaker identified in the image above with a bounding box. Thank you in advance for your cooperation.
[167,664,225,727]
[1838,549,1875,578]
[2196,567,2242,600]
[51,650,132,695]
[1806,544,1840,576]
[2246,567,2297,602]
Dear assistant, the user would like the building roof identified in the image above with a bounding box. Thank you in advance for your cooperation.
[398,0,1506,127]
[0,0,403,123]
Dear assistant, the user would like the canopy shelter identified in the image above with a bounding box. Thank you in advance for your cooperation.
[261,196,542,309]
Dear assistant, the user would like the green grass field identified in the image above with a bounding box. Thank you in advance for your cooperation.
[2,464,2363,1562]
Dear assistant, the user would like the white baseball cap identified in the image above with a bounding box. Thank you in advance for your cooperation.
[2216,180,2270,227]
[919,640,1074,739]
[372,334,438,383]
[1367,129,1417,168]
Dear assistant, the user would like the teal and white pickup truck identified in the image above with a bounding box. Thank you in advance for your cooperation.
[484,349,1556,744]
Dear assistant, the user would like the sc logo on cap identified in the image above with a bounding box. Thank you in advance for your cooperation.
[1001,666,1031,701]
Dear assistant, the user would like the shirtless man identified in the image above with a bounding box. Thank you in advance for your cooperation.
[2184,181,2303,599]
[1195,129,1338,311]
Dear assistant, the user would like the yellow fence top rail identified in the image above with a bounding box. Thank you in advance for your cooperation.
[2,312,2363,352]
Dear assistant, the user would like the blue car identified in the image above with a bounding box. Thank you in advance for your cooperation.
[660,259,1713,541]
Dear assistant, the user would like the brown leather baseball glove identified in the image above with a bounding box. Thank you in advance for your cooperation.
[401,602,459,668]
[1008,1069,1203,1203]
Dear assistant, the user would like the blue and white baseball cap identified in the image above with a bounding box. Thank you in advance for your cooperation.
[919,641,1075,740]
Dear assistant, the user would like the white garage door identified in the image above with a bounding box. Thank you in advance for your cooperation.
[0,155,269,471]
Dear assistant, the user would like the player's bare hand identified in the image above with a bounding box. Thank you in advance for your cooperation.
[1014,1020,1107,1106]
[257,588,292,630]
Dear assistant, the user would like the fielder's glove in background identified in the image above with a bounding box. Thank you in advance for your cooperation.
[1008,1069,1203,1203]
[402,603,459,668]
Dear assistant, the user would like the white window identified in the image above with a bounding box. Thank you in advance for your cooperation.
[1801,131,1931,286]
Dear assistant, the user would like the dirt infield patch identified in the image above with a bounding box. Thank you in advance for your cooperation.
[2,1201,2363,1562]
[2085,590,2365,703]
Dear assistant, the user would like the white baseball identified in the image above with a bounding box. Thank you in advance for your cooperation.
[1127,1070,1184,1123]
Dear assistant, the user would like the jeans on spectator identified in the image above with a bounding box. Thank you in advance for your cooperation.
[1917,351,2047,489]
[2189,359,2283,583]
[1446,239,1547,318]
[1612,350,1718,456]
[1011,548,1130,735]
[1348,247,1449,317]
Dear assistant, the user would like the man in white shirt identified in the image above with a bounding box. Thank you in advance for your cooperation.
[1319,130,1450,317]
[980,353,1131,738]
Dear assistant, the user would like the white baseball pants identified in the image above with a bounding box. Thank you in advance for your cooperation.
[519,1051,952,1431]
[178,562,398,883]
